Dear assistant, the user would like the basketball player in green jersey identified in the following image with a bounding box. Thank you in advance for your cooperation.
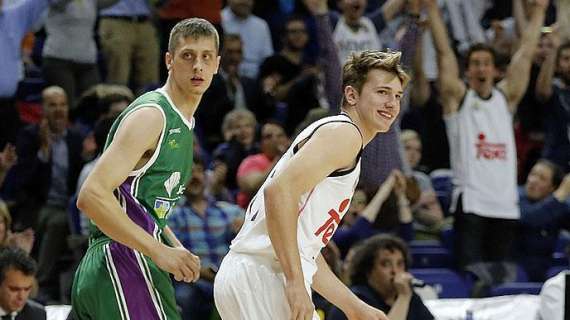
[71,18,220,320]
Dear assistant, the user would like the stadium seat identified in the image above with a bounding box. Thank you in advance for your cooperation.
[430,169,454,216]
[546,266,568,279]
[410,268,470,298]
[489,282,543,296]
[411,247,453,268]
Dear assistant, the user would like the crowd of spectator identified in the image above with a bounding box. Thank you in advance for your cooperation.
[0,0,569,319]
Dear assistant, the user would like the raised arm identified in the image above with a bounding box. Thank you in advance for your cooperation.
[410,29,431,107]
[77,107,200,283]
[498,0,548,112]
[425,0,465,115]
[264,123,361,320]
[312,254,388,319]
[535,27,560,102]
[304,0,343,111]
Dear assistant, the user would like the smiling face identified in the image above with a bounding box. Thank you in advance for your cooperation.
[349,69,403,134]
[166,36,220,97]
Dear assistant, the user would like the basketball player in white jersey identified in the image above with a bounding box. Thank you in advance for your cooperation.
[213,50,408,320]
[425,0,548,284]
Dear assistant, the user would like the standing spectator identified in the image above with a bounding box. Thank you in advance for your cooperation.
[195,34,258,151]
[236,121,289,208]
[98,0,159,93]
[517,160,570,281]
[0,0,50,147]
[328,234,434,320]
[42,0,119,109]
[535,29,570,173]
[0,247,46,320]
[167,156,243,320]
[426,0,548,289]
[221,0,274,79]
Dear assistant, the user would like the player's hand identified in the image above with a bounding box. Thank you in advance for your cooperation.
[346,301,388,320]
[285,279,314,320]
[151,245,201,283]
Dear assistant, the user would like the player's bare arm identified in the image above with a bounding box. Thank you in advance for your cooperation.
[498,0,548,112]
[264,122,361,320]
[313,254,388,320]
[425,0,465,114]
[77,107,200,283]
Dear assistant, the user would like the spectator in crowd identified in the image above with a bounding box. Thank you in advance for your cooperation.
[167,156,243,320]
[400,130,444,234]
[537,270,569,320]
[98,0,159,93]
[212,109,259,194]
[333,170,414,257]
[221,0,274,79]
[535,29,570,173]
[196,34,258,151]
[0,247,45,320]
[517,159,570,281]
[0,145,16,190]
[426,0,548,290]
[236,121,289,208]
[2,86,83,302]
[328,234,434,320]
[0,202,34,255]
[42,0,119,109]
[0,0,50,147]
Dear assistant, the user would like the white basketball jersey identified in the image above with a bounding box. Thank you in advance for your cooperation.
[230,114,362,283]
[333,16,381,64]
[445,88,519,219]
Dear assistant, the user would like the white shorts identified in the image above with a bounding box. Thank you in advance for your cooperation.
[213,251,320,320]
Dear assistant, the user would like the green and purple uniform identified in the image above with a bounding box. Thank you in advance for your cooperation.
[71,89,194,320]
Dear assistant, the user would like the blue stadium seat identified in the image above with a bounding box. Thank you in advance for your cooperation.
[440,225,455,254]
[546,266,568,279]
[411,247,453,268]
[489,282,543,296]
[410,268,470,298]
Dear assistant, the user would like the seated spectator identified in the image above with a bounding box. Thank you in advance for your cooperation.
[0,201,34,255]
[333,170,414,257]
[236,121,289,208]
[328,234,434,320]
[167,156,243,320]
[537,270,569,320]
[517,159,570,281]
[195,33,258,151]
[400,130,444,236]
[212,109,259,194]
[0,247,46,320]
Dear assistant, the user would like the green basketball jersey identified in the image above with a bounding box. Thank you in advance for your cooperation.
[91,89,194,240]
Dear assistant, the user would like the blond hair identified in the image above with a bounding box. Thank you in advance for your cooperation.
[341,50,410,108]
[0,200,12,244]
[400,129,421,145]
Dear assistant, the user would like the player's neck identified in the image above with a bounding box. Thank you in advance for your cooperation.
[341,108,375,146]
[163,79,201,121]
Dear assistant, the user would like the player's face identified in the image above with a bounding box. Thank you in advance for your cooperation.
[355,69,403,133]
[466,50,496,94]
[525,163,555,201]
[369,249,406,298]
[0,269,34,313]
[166,36,220,97]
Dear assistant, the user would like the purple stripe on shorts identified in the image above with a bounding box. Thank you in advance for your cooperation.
[118,178,157,235]
[109,241,161,320]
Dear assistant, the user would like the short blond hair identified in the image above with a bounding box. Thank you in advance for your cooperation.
[341,50,410,108]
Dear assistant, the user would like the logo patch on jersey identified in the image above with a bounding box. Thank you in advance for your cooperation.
[168,139,180,149]
[154,199,171,218]
[164,172,181,197]
[314,198,350,245]
[169,128,181,135]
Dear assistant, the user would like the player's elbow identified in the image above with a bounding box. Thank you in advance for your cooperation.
[77,181,103,216]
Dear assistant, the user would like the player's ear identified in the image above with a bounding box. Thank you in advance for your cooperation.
[344,85,359,106]
[165,51,173,71]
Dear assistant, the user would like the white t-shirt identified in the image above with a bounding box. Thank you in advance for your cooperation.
[445,88,519,219]
[538,270,568,320]
[333,16,381,64]
[230,114,362,283]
